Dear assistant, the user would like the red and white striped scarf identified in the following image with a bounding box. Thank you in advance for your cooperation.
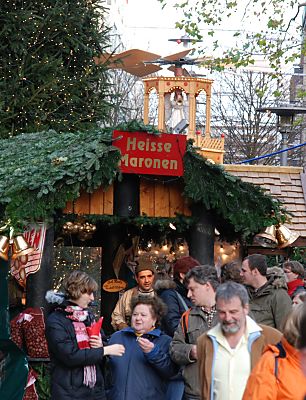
[65,305,96,388]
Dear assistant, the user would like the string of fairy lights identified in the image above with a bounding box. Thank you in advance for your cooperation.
[2,0,109,137]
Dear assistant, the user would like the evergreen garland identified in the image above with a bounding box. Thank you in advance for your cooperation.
[114,119,160,135]
[0,126,289,241]
[0,129,121,228]
[183,140,287,239]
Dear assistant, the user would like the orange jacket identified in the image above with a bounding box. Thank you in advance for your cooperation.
[242,337,306,400]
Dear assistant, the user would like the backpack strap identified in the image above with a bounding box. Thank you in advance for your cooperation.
[274,341,286,379]
[180,309,191,344]
[176,291,189,312]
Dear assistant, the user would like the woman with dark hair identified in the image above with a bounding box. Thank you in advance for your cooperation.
[106,296,178,400]
[220,261,243,284]
[45,270,125,400]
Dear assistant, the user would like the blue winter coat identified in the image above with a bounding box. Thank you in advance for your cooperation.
[155,278,192,337]
[106,327,178,400]
[45,303,106,400]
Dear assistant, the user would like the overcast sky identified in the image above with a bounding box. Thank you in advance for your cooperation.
[118,0,301,75]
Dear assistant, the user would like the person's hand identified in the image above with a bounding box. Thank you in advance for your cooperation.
[137,337,154,353]
[89,335,103,349]
[104,344,125,357]
[190,345,197,360]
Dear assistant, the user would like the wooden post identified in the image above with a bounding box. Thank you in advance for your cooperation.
[114,174,140,217]
[143,93,149,125]
[205,93,211,135]
[187,205,214,265]
[158,93,165,131]
[0,258,9,339]
[100,224,124,335]
[188,93,196,135]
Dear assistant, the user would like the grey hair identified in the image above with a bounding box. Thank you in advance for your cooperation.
[184,265,219,291]
[216,281,249,307]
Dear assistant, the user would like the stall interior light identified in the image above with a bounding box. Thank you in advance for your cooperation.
[169,223,176,230]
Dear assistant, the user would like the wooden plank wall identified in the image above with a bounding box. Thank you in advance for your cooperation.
[140,179,191,217]
[63,185,114,215]
[63,180,191,218]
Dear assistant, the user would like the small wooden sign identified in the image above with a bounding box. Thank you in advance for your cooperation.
[112,130,186,176]
[102,279,127,292]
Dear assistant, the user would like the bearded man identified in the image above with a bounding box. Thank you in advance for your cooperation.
[197,281,282,400]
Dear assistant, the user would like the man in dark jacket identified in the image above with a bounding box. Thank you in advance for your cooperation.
[155,256,200,400]
[240,254,292,331]
[170,265,219,400]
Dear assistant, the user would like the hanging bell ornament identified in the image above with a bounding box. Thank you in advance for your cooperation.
[0,235,9,261]
[276,224,299,248]
[253,225,278,248]
[11,235,34,260]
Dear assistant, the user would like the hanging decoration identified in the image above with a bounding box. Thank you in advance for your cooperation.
[0,221,35,287]
[57,213,196,246]
[62,219,97,241]
[10,223,46,287]
[0,221,34,262]
[253,224,299,248]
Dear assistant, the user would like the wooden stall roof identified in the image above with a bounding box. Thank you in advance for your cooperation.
[224,165,306,241]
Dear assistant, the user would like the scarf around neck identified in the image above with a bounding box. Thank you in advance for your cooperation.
[64,305,96,388]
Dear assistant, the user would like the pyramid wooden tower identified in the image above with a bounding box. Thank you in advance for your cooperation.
[142,74,224,163]
[96,46,225,163]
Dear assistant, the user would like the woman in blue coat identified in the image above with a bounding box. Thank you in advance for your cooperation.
[106,296,178,400]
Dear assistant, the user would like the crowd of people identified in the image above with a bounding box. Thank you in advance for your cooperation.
[45,255,306,400]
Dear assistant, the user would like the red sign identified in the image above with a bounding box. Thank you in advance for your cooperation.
[112,131,186,176]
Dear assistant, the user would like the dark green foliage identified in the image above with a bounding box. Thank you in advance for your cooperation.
[291,247,306,266]
[114,119,160,135]
[0,125,288,242]
[0,129,121,228]
[31,363,51,400]
[183,140,287,239]
[0,0,112,137]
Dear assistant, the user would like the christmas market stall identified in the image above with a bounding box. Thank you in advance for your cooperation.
[0,119,291,398]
